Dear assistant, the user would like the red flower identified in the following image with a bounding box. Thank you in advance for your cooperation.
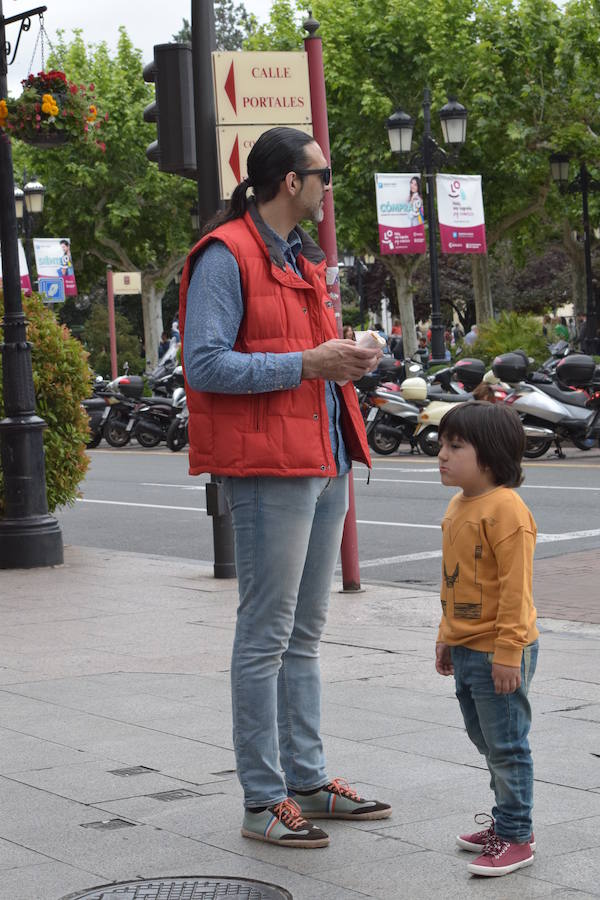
[97,141,106,152]
[89,83,95,91]
[70,84,79,94]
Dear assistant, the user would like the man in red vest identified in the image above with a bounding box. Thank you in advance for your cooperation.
[180,127,391,848]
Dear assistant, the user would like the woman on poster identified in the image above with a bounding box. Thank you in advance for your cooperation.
[408,176,424,227]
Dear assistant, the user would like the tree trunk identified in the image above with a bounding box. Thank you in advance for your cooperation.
[471,254,494,324]
[384,256,418,359]
[141,281,164,372]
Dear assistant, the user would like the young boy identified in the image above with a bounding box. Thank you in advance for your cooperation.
[435,402,539,877]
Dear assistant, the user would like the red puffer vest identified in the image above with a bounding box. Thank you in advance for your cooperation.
[179,205,371,477]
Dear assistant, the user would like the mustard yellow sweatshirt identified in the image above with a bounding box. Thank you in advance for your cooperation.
[437,486,538,667]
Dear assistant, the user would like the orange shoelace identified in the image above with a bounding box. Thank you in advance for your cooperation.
[327,777,361,801]
[272,798,306,829]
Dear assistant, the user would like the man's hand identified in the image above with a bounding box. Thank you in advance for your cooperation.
[491,663,521,694]
[435,642,454,676]
[302,339,382,383]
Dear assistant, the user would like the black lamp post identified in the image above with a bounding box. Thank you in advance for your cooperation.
[0,0,63,568]
[550,152,600,353]
[386,88,467,362]
[14,174,45,285]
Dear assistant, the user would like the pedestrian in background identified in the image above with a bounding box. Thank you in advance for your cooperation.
[464,323,479,346]
[158,331,170,359]
[180,126,390,849]
[343,324,356,340]
[435,402,538,878]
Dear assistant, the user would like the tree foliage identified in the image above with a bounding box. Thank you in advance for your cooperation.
[249,0,600,321]
[0,291,91,516]
[83,303,145,377]
[174,0,258,50]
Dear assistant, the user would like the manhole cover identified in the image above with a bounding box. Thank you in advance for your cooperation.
[62,876,292,899]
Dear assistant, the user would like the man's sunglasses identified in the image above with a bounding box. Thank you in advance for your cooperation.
[293,167,331,185]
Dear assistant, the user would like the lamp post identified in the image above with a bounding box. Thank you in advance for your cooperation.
[386,89,467,362]
[550,153,600,353]
[0,0,62,568]
[14,174,45,286]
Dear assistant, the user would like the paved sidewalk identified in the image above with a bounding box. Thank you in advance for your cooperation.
[1,545,599,900]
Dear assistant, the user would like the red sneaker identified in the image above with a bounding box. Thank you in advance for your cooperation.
[457,814,536,852]
[467,833,534,877]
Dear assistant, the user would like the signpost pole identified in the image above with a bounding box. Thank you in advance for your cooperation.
[191,0,236,580]
[106,266,118,380]
[304,12,362,593]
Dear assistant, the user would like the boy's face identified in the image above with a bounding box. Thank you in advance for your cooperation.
[438,434,496,497]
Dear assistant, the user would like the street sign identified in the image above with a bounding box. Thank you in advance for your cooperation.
[113,272,142,294]
[212,51,312,125]
[38,276,65,303]
[216,124,313,200]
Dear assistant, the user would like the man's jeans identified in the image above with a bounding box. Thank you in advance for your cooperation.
[222,474,349,808]
[451,641,538,843]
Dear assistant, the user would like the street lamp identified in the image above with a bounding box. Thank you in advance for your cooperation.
[0,0,63,568]
[386,88,467,362]
[550,152,600,352]
[14,174,45,285]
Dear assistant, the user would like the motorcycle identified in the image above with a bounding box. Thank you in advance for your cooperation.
[493,351,600,458]
[132,390,180,448]
[101,375,145,448]
[166,389,189,451]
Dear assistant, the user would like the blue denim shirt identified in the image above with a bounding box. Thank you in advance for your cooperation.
[183,223,350,475]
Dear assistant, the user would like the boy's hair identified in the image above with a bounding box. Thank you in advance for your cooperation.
[438,401,525,488]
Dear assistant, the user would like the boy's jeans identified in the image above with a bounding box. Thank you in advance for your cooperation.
[223,474,349,809]
[451,641,538,843]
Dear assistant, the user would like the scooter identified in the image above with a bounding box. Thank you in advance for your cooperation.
[166,388,189,451]
[132,390,180,448]
[493,352,600,457]
[101,375,145,448]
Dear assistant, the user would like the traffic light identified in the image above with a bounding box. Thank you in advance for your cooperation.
[143,43,197,179]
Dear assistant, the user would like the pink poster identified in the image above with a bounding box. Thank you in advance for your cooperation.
[0,240,32,292]
[436,174,487,254]
[374,173,426,254]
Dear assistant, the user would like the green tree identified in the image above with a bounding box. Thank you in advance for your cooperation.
[12,28,197,371]
[174,0,258,49]
[0,291,91,516]
[249,0,587,343]
[82,303,145,377]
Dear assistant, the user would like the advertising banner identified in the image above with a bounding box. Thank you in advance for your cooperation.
[374,173,426,254]
[436,174,487,254]
[0,240,32,292]
[33,237,77,297]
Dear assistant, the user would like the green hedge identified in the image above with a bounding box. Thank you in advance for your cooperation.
[466,311,549,368]
[0,291,92,516]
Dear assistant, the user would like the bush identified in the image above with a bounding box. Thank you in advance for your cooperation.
[0,291,91,516]
[467,311,549,367]
[81,303,145,377]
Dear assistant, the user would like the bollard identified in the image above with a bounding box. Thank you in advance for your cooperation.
[205,474,236,579]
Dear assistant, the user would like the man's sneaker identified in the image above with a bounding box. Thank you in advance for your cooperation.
[241,798,329,848]
[291,778,392,821]
[467,833,534,877]
[457,814,536,852]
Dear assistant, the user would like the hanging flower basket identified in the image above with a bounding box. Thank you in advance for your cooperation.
[0,70,106,151]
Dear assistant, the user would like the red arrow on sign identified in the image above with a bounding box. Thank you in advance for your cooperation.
[225,61,236,114]
[229,135,241,183]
